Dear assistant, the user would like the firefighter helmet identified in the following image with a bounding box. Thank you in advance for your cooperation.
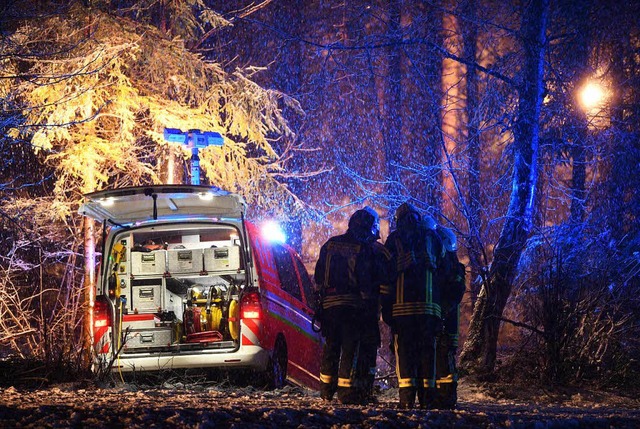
[394,202,420,224]
[348,206,379,243]
[191,286,204,300]
[438,227,458,252]
[422,215,437,230]
[363,206,381,240]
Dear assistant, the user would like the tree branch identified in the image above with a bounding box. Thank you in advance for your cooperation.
[492,315,547,338]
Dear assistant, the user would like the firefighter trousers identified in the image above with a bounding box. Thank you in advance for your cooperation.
[355,304,381,403]
[435,337,458,409]
[393,315,440,409]
[319,306,362,403]
[435,304,459,409]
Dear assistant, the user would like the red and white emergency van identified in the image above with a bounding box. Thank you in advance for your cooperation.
[80,185,322,389]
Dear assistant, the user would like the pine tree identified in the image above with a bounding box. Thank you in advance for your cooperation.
[6,1,306,216]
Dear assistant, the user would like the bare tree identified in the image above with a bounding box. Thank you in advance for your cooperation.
[383,0,403,200]
[459,0,549,374]
[460,0,487,299]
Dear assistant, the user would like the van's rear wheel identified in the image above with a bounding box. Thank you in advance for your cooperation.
[267,336,287,389]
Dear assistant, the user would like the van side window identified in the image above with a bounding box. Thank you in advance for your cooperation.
[272,243,302,301]
[293,257,315,308]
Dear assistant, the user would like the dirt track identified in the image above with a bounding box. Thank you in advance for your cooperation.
[1,380,639,428]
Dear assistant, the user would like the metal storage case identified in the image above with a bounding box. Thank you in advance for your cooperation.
[204,246,241,272]
[131,250,166,275]
[130,279,162,313]
[167,248,204,274]
[123,327,174,350]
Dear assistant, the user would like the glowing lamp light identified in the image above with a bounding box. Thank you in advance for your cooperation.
[98,197,115,207]
[261,221,286,243]
[579,82,605,110]
[94,319,108,328]
[198,192,214,201]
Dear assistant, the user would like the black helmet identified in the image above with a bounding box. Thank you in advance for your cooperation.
[348,206,380,243]
[394,202,421,229]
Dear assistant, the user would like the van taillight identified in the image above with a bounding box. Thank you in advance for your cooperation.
[240,292,262,319]
[93,296,112,330]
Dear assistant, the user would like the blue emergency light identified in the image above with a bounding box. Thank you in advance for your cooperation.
[261,221,286,243]
[163,128,224,185]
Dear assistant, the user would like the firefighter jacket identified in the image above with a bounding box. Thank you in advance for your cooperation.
[363,241,393,301]
[381,223,445,321]
[314,231,378,311]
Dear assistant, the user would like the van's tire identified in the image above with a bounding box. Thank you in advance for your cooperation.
[266,336,288,390]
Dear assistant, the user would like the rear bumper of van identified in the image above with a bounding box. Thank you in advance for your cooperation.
[109,345,270,373]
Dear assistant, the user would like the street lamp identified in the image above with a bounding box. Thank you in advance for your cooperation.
[163,128,224,185]
[577,80,610,129]
[578,82,606,111]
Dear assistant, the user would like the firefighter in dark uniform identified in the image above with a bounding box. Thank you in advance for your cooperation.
[381,202,444,409]
[314,207,382,404]
[434,226,466,409]
[356,209,393,404]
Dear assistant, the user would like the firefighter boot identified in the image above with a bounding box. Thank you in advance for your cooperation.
[337,386,359,405]
[438,380,457,409]
[352,368,377,405]
[418,386,439,409]
[320,381,337,401]
[398,387,416,409]
[363,373,377,404]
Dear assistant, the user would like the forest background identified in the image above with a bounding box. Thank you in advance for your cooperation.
[1,0,639,391]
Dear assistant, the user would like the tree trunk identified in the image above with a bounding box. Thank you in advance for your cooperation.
[606,21,631,240]
[82,216,96,368]
[461,0,484,300]
[384,0,403,198]
[422,3,444,211]
[569,1,592,225]
[569,130,587,224]
[460,0,549,375]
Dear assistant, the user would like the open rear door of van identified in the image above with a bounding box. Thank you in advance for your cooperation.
[78,185,246,224]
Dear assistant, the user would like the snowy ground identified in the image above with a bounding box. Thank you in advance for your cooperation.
[0,378,639,428]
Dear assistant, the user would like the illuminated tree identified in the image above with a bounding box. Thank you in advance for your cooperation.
[7,2,304,214]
